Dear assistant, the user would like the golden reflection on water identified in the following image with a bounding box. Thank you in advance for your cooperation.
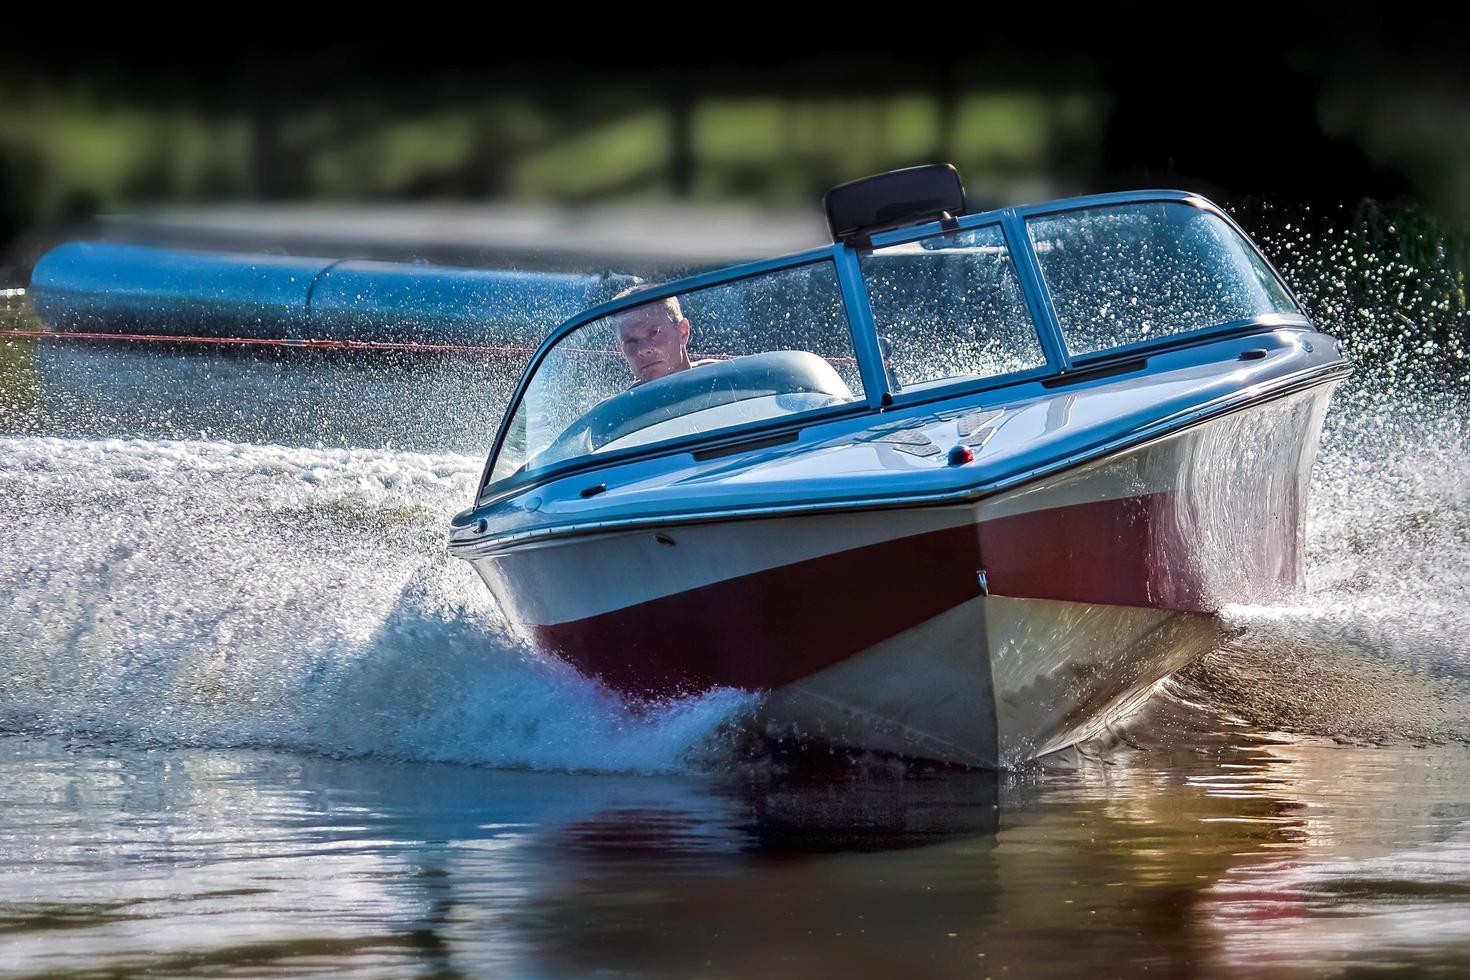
[3,699,1470,977]
[1195,737,1470,975]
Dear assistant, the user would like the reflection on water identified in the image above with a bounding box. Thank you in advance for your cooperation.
[4,706,1470,977]
[1200,741,1470,975]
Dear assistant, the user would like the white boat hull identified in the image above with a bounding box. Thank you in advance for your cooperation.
[466,385,1332,766]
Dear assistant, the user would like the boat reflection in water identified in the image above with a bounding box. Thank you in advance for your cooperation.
[8,696,1470,976]
[452,166,1351,767]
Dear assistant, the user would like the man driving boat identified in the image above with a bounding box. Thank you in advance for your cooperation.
[612,289,716,385]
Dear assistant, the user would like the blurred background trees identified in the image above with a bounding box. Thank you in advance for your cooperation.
[2,9,1468,282]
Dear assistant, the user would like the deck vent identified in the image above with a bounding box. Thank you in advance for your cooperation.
[691,430,799,461]
[1042,359,1147,389]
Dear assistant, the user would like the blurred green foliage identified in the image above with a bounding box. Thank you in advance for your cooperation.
[0,79,250,222]
[0,81,1105,232]
[1245,198,1470,389]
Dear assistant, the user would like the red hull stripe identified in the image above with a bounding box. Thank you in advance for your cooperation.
[535,523,983,698]
[531,491,1224,697]
[979,490,1211,614]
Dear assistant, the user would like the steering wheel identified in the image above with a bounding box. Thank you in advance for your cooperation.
[538,350,853,463]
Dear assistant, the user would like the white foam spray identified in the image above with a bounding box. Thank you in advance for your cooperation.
[1175,206,1470,740]
[0,436,753,773]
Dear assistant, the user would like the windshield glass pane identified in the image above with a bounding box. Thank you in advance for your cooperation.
[859,223,1045,393]
[488,260,862,485]
[1027,202,1298,356]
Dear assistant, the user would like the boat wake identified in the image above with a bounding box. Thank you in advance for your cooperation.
[1163,206,1470,743]
[0,437,753,773]
[5,380,1467,770]
[1171,396,1470,743]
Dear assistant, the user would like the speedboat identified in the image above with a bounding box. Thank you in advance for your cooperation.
[448,165,1349,768]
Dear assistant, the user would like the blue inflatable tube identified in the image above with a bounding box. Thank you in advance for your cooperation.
[28,241,633,345]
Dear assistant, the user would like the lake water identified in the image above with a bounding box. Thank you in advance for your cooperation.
[2,215,1469,976]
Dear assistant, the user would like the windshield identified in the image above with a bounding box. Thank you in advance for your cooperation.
[483,197,1306,493]
[859,222,1047,392]
[487,259,863,485]
[1026,202,1299,356]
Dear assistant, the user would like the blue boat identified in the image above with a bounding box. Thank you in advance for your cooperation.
[449,166,1350,767]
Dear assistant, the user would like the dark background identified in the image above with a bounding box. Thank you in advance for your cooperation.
[3,9,1468,281]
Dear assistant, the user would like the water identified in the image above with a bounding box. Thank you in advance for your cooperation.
[1,210,1469,975]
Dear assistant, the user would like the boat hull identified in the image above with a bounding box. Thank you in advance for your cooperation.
[464,384,1333,766]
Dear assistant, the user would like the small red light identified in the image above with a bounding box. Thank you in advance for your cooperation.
[947,444,975,466]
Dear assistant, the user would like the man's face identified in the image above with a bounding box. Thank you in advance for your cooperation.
[615,303,690,384]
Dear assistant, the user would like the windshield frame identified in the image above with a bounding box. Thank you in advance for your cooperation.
[476,190,1313,503]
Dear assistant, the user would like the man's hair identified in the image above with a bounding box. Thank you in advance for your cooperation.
[612,285,682,325]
